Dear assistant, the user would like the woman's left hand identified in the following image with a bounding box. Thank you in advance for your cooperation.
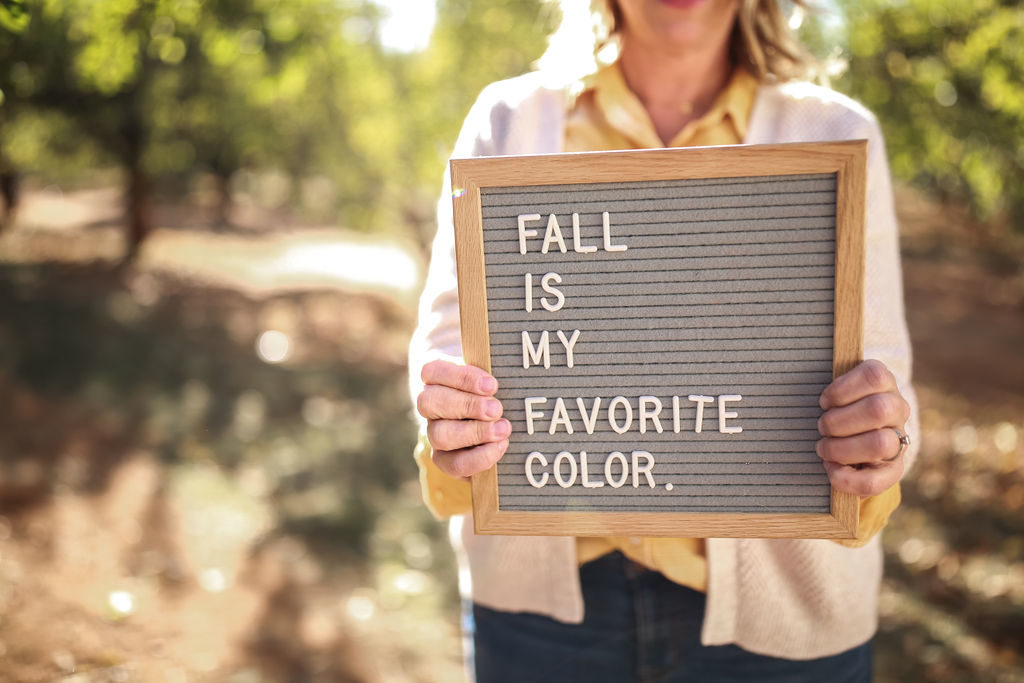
[817,359,911,498]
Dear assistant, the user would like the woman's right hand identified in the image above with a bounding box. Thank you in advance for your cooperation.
[416,359,510,479]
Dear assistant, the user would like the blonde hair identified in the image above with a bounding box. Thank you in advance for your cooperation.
[539,0,818,84]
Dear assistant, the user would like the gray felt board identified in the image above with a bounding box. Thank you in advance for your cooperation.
[482,173,837,513]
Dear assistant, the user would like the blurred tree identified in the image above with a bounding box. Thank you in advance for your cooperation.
[166,0,372,226]
[0,0,28,231]
[0,0,557,251]
[834,0,1024,231]
[0,0,389,257]
[0,0,169,256]
[0,0,27,32]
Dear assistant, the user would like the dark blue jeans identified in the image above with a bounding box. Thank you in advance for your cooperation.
[471,551,872,683]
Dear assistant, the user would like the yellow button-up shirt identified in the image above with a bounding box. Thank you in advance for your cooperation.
[417,62,901,592]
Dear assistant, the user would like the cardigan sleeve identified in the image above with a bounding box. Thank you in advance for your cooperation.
[827,104,918,546]
[407,86,503,519]
[859,111,920,474]
[836,110,919,547]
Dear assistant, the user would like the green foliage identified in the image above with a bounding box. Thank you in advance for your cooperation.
[0,0,553,236]
[0,0,28,33]
[833,0,1024,228]
[417,0,554,132]
[8,0,1017,237]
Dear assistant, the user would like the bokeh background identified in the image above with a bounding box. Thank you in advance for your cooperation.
[0,0,1021,681]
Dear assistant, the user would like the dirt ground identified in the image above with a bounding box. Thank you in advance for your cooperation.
[0,184,1021,682]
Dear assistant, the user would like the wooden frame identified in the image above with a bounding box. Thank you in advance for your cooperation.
[451,141,866,538]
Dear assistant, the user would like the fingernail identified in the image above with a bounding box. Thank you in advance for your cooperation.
[485,400,502,418]
[479,376,497,394]
[493,419,511,438]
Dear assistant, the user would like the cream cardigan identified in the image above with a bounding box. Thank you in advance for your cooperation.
[409,71,919,659]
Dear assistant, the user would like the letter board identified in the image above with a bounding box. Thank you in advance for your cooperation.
[451,142,866,538]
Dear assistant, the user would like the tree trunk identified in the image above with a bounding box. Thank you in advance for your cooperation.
[118,83,153,263]
[124,163,152,262]
[0,171,20,233]
[216,171,232,228]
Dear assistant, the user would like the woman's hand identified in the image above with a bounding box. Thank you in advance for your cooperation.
[416,359,511,479]
[817,359,911,498]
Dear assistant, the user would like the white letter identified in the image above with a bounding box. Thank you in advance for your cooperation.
[688,395,714,433]
[602,212,627,252]
[553,451,577,488]
[605,452,629,488]
[540,272,565,312]
[718,394,743,434]
[522,330,550,369]
[639,396,664,434]
[580,451,604,488]
[525,452,548,488]
[576,397,602,435]
[632,451,656,488]
[607,396,633,434]
[542,214,568,254]
[548,397,574,435]
[524,397,547,435]
[556,329,581,368]
[517,214,541,255]
[524,273,533,312]
[672,396,681,434]
[572,212,597,254]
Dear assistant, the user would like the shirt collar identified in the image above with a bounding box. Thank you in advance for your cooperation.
[573,61,759,148]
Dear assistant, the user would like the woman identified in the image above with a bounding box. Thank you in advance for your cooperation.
[410,1,919,680]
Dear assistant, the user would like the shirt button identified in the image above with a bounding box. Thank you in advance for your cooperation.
[628,537,642,546]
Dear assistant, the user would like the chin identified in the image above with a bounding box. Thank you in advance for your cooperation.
[658,0,710,9]
[619,0,739,53]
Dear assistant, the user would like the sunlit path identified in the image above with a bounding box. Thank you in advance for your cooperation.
[1,186,423,299]
[141,229,422,298]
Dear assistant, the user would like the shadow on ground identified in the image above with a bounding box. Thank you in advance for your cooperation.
[0,255,462,682]
[0,184,1021,682]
